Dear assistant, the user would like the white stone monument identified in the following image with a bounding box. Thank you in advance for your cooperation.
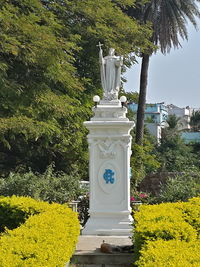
[82,44,134,236]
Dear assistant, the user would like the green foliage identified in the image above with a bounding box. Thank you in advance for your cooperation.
[158,129,197,172]
[0,164,83,204]
[0,92,90,176]
[39,0,153,96]
[0,204,26,233]
[166,114,181,130]
[126,0,200,145]
[120,89,139,120]
[144,116,155,123]
[0,196,80,266]
[190,110,200,131]
[61,0,153,89]
[128,0,200,54]
[0,0,88,176]
[158,172,200,203]
[0,0,81,98]
[120,89,139,104]
[155,113,200,173]
[131,134,160,187]
[0,0,153,176]
[78,194,90,227]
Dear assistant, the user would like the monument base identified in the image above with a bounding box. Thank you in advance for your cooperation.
[83,95,134,237]
[82,212,133,236]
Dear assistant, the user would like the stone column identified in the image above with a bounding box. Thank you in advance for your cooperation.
[82,99,134,236]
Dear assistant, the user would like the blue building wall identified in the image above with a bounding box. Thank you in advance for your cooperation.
[181,132,200,144]
[128,103,168,124]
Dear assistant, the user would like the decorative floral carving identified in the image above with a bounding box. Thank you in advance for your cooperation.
[98,139,116,159]
[120,136,132,145]
[93,108,126,119]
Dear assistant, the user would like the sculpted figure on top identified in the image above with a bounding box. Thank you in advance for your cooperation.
[98,43,123,101]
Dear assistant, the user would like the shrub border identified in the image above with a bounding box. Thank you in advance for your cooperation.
[0,196,80,266]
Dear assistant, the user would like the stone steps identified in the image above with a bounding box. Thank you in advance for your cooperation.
[71,251,133,266]
[70,235,135,267]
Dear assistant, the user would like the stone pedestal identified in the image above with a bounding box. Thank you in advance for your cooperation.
[82,100,134,236]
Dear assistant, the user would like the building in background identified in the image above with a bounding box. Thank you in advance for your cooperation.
[167,104,191,130]
[128,102,168,142]
[128,102,198,143]
[181,132,200,144]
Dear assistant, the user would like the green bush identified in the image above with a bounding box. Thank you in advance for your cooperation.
[78,194,89,226]
[0,164,83,203]
[157,130,197,172]
[131,142,160,187]
[158,172,200,203]
[0,196,80,266]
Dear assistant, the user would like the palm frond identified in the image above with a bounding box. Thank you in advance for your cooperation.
[143,0,200,54]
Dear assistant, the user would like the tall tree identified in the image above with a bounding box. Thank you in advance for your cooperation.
[0,0,152,176]
[127,0,200,145]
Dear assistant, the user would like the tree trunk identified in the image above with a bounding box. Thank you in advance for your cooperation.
[135,53,150,145]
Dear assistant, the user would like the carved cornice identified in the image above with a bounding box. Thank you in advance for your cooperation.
[88,137,132,157]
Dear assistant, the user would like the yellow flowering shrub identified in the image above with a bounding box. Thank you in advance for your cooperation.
[181,197,200,237]
[134,197,200,266]
[0,196,80,266]
[133,202,197,256]
[136,240,200,267]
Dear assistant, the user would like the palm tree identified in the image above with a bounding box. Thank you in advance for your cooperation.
[190,110,200,131]
[166,114,181,130]
[127,0,200,145]
[163,114,182,138]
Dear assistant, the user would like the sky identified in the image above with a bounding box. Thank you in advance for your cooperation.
[124,21,200,109]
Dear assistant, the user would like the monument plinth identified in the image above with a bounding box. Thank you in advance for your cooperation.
[82,100,134,236]
[82,45,134,236]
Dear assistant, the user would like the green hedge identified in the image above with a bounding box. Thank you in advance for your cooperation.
[0,196,80,266]
[134,197,200,266]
